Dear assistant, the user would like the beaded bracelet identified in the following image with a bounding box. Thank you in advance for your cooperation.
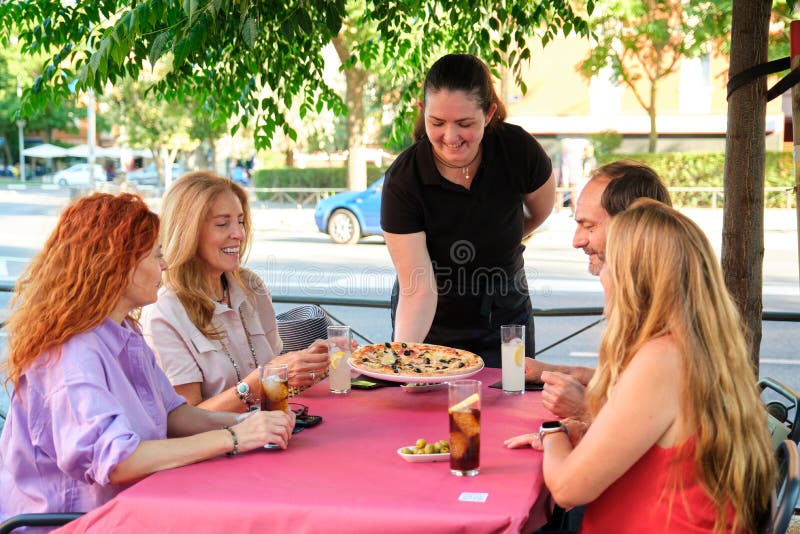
[223,425,239,456]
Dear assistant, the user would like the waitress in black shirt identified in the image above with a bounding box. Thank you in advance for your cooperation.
[381,53,555,368]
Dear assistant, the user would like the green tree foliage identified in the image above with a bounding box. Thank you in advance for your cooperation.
[0,44,81,165]
[0,0,589,151]
[578,0,730,153]
[105,78,199,184]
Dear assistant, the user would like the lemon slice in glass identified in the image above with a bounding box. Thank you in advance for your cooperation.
[513,344,525,366]
[330,351,346,370]
[448,392,480,413]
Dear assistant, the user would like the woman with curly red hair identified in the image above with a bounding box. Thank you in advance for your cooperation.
[0,193,295,520]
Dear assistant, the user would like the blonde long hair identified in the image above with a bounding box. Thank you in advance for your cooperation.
[586,199,774,534]
[159,171,253,339]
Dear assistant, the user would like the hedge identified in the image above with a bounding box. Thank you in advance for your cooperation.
[596,152,795,208]
[252,166,387,189]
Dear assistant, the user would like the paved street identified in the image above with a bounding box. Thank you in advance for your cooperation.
[1,187,799,400]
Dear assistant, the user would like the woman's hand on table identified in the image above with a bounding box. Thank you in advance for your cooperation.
[233,409,296,451]
[504,433,539,450]
[504,418,588,452]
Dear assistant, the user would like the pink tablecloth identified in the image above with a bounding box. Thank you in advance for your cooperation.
[58,368,555,533]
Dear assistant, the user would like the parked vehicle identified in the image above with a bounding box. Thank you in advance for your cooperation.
[230,166,249,186]
[314,177,383,244]
[126,163,184,186]
[52,164,105,186]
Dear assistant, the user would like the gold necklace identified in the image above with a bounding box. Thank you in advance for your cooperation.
[433,147,481,181]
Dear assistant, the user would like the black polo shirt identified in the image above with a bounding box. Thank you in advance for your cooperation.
[381,123,551,296]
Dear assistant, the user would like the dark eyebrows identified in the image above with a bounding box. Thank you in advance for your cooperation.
[427,114,476,123]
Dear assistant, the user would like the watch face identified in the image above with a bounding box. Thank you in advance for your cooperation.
[541,420,562,430]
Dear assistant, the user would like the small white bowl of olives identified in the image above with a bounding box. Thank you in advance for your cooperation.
[397,438,450,462]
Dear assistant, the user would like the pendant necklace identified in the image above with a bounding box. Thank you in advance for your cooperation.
[218,310,260,381]
[213,276,230,306]
[213,276,259,379]
[433,147,481,181]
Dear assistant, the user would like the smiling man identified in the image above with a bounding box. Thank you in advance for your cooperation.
[574,160,671,276]
[526,160,671,419]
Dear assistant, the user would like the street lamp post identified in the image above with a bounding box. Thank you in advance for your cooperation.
[16,77,25,182]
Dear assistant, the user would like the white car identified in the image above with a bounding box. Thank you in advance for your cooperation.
[53,163,106,186]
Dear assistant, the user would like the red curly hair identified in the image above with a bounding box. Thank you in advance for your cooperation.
[4,193,159,387]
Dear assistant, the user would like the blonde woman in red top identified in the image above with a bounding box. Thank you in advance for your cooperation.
[507,199,775,533]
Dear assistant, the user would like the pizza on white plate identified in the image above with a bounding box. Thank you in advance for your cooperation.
[350,342,483,377]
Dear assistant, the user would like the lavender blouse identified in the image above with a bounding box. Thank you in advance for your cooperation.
[0,319,186,519]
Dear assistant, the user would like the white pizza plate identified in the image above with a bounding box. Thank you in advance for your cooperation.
[397,447,450,463]
[349,361,484,384]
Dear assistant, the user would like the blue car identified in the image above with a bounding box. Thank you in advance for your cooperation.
[314,177,383,244]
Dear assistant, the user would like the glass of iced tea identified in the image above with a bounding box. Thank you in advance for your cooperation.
[448,379,481,476]
[259,363,289,412]
[327,325,352,394]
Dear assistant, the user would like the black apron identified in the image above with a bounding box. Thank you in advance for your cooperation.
[390,268,535,368]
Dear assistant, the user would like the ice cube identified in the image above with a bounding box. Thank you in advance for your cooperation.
[452,410,480,438]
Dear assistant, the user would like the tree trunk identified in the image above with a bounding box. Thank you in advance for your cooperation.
[332,35,368,191]
[722,0,771,368]
[648,84,658,153]
[2,135,12,166]
[152,145,164,185]
[208,137,217,172]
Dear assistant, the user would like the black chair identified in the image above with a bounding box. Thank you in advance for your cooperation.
[759,377,800,449]
[0,513,84,534]
[769,440,800,534]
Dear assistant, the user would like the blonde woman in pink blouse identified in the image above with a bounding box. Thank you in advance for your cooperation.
[142,172,331,412]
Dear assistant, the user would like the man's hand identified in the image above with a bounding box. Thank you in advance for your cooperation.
[540,370,588,419]
[524,357,556,383]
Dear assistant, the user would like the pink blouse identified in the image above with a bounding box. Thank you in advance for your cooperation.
[141,270,283,400]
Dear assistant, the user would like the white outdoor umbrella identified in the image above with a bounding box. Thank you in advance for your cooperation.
[22,143,69,158]
[22,143,70,178]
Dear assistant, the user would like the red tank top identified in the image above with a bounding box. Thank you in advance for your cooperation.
[580,440,741,534]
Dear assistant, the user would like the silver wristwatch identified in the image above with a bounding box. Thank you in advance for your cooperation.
[539,420,569,441]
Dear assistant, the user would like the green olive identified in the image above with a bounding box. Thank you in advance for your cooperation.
[415,438,426,448]
[424,443,435,454]
[401,447,414,455]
